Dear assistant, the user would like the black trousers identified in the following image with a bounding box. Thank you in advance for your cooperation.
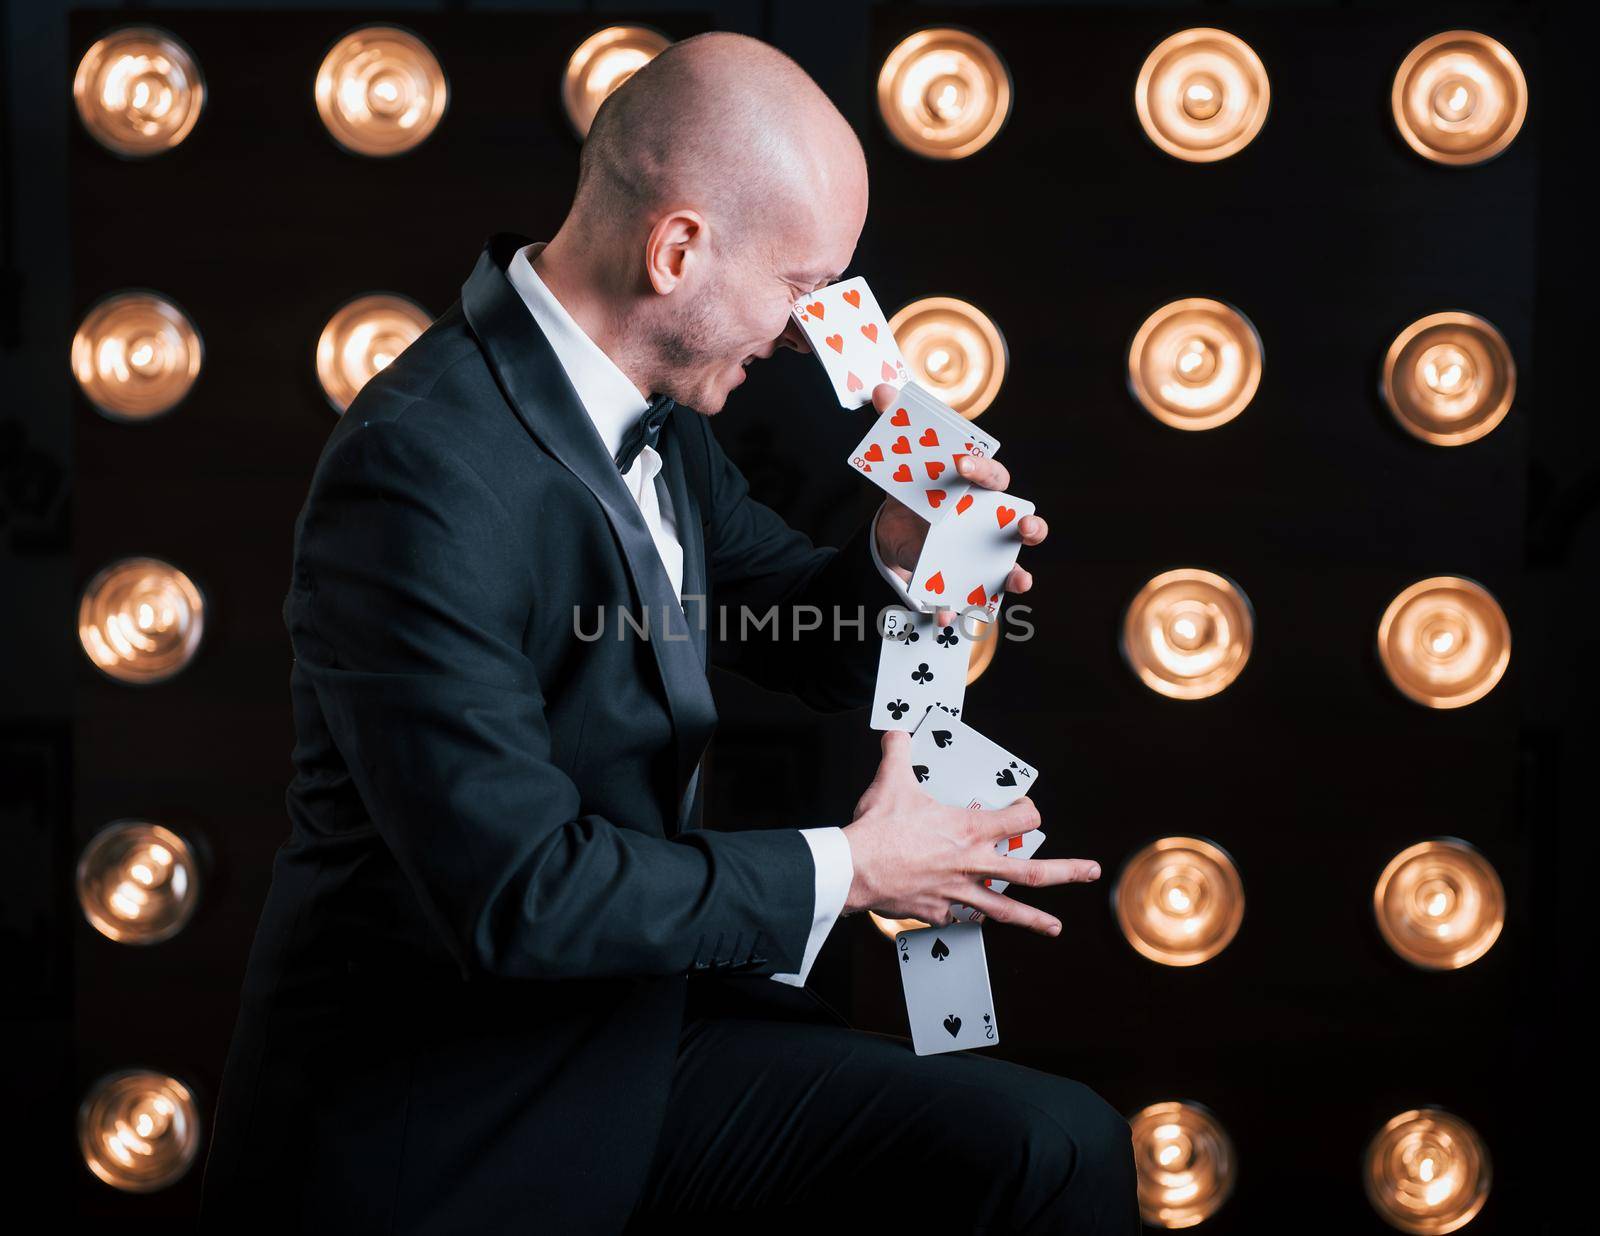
[625,980,1139,1233]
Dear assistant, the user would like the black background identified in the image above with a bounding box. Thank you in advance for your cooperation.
[2,2,1589,1230]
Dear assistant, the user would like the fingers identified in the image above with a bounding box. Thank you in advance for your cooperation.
[936,607,957,626]
[957,883,1062,937]
[872,382,899,414]
[955,454,1011,492]
[1019,514,1048,545]
[973,855,1102,889]
[973,796,1042,841]
[1003,565,1033,596]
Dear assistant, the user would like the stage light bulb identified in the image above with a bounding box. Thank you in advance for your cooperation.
[71,291,203,422]
[315,26,448,157]
[77,821,200,944]
[888,297,1007,418]
[563,26,670,138]
[1377,577,1509,709]
[1127,298,1262,431]
[1130,1100,1236,1227]
[870,912,928,940]
[1381,312,1514,445]
[73,26,204,157]
[1121,569,1252,700]
[316,293,432,414]
[1135,29,1269,163]
[79,557,205,684]
[1115,837,1243,966]
[1365,1108,1491,1233]
[1392,31,1526,166]
[877,28,1011,161]
[79,1070,201,1192]
[1374,839,1504,970]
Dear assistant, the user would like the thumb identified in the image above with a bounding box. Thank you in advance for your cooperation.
[872,382,900,414]
[874,728,915,787]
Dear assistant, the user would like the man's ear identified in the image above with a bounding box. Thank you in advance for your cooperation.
[643,210,707,295]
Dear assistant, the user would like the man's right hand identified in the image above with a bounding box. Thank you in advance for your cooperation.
[839,730,1101,933]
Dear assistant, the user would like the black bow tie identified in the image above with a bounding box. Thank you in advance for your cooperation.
[614,393,677,474]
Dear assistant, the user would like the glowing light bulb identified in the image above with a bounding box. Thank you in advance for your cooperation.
[878,28,1011,160]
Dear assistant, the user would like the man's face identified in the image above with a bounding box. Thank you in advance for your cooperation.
[648,213,858,413]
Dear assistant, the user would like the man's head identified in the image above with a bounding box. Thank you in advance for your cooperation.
[542,31,868,412]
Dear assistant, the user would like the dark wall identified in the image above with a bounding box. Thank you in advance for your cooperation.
[4,2,1581,1230]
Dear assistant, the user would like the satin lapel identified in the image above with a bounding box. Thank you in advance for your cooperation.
[657,423,708,670]
[460,233,717,834]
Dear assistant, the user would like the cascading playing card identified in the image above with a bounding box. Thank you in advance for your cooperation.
[895,922,999,1056]
[870,607,971,732]
[908,706,1040,810]
[846,381,1001,524]
[790,277,910,408]
[909,488,1034,622]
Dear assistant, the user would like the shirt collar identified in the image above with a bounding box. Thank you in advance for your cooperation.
[505,240,650,461]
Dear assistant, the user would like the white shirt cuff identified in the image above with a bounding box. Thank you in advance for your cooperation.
[770,826,854,987]
[868,503,917,608]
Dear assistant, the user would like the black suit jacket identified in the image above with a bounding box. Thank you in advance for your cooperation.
[200,234,887,1231]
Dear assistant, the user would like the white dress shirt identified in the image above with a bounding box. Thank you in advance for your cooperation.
[507,241,875,987]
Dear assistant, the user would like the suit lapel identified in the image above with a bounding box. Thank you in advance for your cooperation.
[460,232,716,834]
[657,427,708,670]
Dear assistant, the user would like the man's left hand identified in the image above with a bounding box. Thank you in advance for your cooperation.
[869,383,1048,620]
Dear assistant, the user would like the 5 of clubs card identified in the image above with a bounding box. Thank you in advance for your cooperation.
[870,607,971,731]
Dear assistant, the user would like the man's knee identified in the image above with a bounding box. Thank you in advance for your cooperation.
[1005,1077,1137,1231]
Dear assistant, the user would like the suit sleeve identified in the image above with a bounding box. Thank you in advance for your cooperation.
[693,416,892,710]
[287,416,818,983]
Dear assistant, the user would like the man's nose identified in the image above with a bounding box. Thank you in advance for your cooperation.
[778,318,812,354]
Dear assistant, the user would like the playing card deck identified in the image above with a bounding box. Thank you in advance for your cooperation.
[847,382,1001,525]
[792,274,1048,1057]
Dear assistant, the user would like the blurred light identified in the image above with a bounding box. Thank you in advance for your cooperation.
[1127,298,1262,431]
[1135,28,1269,162]
[73,26,204,157]
[1381,312,1514,446]
[1377,576,1509,709]
[966,617,999,685]
[877,28,1012,160]
[315,25,447,157]
[888,296,1008,419]
[1130,1100,1236,1227]
[316,293,431,414]
[79,557,205,685]
[1374,839,1504,971]
[79,1070,201,1192]
[1365,1108,1491,1233]
[1392,31,1526,166]
[77,821,200,945]
[870,911,928,939]
[1122,568,1253,700]
[71,291,203,422]
[1114,837,1244,967]
[563,26,670,138]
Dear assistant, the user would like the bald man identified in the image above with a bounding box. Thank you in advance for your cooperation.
[201,32,1135,1234]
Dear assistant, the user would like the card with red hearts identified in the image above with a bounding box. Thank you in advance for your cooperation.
[790,276,910,408]
[909,489,1034,622]
[845,381,1001,523]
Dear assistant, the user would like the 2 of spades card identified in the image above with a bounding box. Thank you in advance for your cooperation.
[846,381,1001,524]
[790,277,910,408]
[870,607,971,732]
[895,922,999,1056]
